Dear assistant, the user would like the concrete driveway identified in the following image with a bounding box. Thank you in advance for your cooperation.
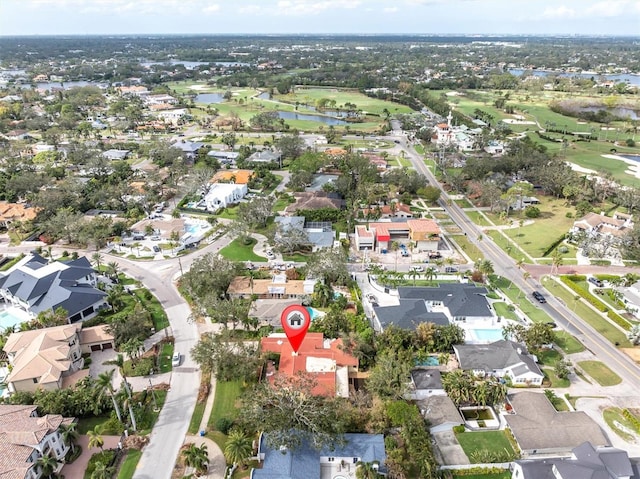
[432,430,469,466]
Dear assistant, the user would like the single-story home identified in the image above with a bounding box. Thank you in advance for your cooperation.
[274,216,335,252]
[0,201,38,228]
[227,275,318,300]
[247,150,281,165]
[453,340,544,386]
[252,432,386,479]
[354,219,441,252]
[504,391,609,457]
[102,149,130,161]
[210,169,254,184]
[207,150,239,164]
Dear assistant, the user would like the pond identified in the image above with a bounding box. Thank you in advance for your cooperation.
[508,69,640,86]
[141,59,250,69]
[277,111,348,126]
[194,93,226,104]
[578,106,638,120]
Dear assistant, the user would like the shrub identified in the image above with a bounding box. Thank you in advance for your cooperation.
[453,425,466,434]
[85,450,117,477]
[565,212,573,218]
[607,310,631,331]
[542,234,566,257]
[558,245,569,254]
[524,206,541,218]
[560,276,609,312]
[215,417,234,434]
[622,409,640,433]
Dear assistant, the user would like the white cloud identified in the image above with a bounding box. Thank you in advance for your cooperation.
[203,3,220,14]
[541,5,576,19]
[274,0,362,16]
[384,6,398,13]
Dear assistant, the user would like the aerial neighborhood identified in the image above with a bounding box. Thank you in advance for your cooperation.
[1,32,640,479]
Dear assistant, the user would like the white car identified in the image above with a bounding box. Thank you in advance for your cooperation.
[171,352,181,367]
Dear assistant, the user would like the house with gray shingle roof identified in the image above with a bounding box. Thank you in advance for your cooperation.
[505,392,609,457]
[372,283,495,332]
[252,432,386,479]
[0,404,74,479]
[0,253,107,324]
[453,340,543,386]
[513,441,638,479]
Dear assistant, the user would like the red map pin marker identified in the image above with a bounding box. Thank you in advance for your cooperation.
[281,305,311,353]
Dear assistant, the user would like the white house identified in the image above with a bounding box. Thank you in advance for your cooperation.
[203,183,247,212]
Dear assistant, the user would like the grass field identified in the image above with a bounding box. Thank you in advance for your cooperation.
[493,302,519,321]
[117,449,143,479]
[451,234,484,262]
[543,279,631,347]
[219,238,268,262]
[491,276,557,325]
[485,230,531,262]
[158,342,174,374]
[543,368,571,389]
[577,360,622,386]
[603,407,640,442]
[465,210,493,227]
[452,474,511,479]
[208,380,243,428]
[554,331,585,354]
[455,430,516,462]
[188,401,207,435]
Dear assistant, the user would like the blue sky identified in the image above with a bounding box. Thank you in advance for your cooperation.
[1,0,639,36]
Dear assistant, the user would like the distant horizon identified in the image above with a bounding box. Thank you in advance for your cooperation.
[1,0,639,37]
[1,33,640,38]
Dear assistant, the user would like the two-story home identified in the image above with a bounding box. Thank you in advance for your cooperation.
[571,211,633,242]
[354,218,441,252]
[0,404,75,479]
[0,253,107,323]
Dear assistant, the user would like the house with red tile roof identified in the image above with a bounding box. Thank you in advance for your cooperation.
[354,218,440,252]
[0,404,75,479]
[260,332,359,397]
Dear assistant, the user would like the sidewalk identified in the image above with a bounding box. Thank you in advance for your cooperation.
[184,435,226,479]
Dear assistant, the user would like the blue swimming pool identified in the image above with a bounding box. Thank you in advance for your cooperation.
[416,356,440,366]
[469,328,504,342]
[0,310,28,330]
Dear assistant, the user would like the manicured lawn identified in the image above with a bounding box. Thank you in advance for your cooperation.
[543,368,571,389]
[603,407,640,442]
[537,348,563,367]
[117,449,142,479]
[158,342,174,374]
[493,302,519,322]
[208,380,243,428]
[454,198,473,208]
[491,276,556,325]
[455,430,516,462]
[77,415,112,434]
[547,392,570,410]
[188,401,207,435]
[451,234,484,262]
[133,289,169,331]
[554,331,585,354]
[577,361,622,387]
[543,279,631,347]
[452,474,511,479]
[465,210,493,226]
[282,253,312,263]
[272,197,292,213]
[219,238,268,262]
[486,230,529,262]
[216,206,239,220]
[138,390,168,435]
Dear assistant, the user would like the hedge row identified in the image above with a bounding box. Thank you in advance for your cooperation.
[608,310,632,331]
[542,234,567,257]
[623,409,640,433]
[448,466,510,476]
[594,274,620,282]
[560,276,609,312]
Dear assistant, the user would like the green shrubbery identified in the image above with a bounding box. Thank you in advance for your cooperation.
[622,409,640,433]
[560,276,609,312]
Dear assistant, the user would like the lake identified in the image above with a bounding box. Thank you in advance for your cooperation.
[619,155,640,163]
[578,106,639,120]
[277,111,348,126]
[195,93,225,104]
[508,69,640,86]
[141,59,250,69]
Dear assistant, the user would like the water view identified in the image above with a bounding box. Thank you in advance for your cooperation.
[141,59,250,69]
[194,92,225,104]
[578,106,639,120]
[508,69,640,86]
[277,111,348,126]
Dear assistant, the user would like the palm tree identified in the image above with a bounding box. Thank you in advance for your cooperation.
[106,284,125,312]
[391,241,400,271]
[92,252,103,271]
[36,454,59,479]
[408,268,419,286]
[91,461,114,479]
[425,267,438,284]
[96,370,123,423]
[182,443,209,475]
[87,427,104,452]
[122,395,138,432]
[59,422,79,454]
[106,354,132,399]
[105,261,121,281]
[224,429,253,469]
[356,461,382,479]
[313,281,333,308]
[550,249,563,276]
[122,338,144,365]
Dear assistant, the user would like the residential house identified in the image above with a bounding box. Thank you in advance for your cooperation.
[117,85,150,97]
[252,432,386,479]
[571,211,634,242]
[0,404,75,479]
[227,275,318,300]
[284,192,345,214]
[274,216,335,252]
[372,283,494,332]
[172,140,205,160]
[0,253,107,323]
[211,169,255,185]
[102,149,130,161]
[261,332,359,397]
[0,202,38,228]
[409,370,464,433]
[207,150,239,165]
[432,111,479,152]
[621,280,640,319]
[512,441,638,479]
[3,324,85,393]
[5,130,31,141]
[203,183,247,212]
[354,219,440,252]
[504,391,609,457]
[453,340,544,386]
[484,140,505,155]
[79,325,115,353]
[155,108,187,125]
[361,202,413,220]
[247,150,281,165]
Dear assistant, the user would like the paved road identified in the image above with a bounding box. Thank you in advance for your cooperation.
[399,136,640,392]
